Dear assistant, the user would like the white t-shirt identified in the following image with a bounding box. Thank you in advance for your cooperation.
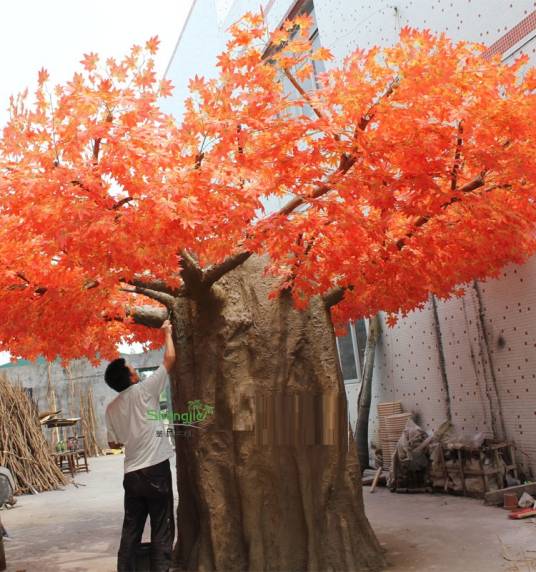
[105,365,174,473]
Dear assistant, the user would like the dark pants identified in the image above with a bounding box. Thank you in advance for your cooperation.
[117,459,175,572]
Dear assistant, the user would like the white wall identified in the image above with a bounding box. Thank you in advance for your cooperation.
[160,0,223,121]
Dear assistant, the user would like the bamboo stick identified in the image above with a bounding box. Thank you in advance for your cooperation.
[0,374,66,494]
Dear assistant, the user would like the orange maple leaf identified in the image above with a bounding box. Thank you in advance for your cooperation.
[145,36,160,55]
[81,52,99,72]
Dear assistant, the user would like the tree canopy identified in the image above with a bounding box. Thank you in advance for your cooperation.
[0,13,535,362]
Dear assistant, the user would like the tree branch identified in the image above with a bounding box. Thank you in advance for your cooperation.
[356,78,400,134]
[179,249,204,287]
[325,169,504,308]
[93,138,101,163]
[395,170,488,250]
[203,251,253,287]
[196,139,357,287]
[126,305,168,328]
[120,283,175,306]
[93,110,113,164]
[84,279,100,290]
[283,68,326,121]
[272,78,400,218]
[451,121,464,191]
[125,277,182,297]
[112,197,134,210]
[323,285,347,308]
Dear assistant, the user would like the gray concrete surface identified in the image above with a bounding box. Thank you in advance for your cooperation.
[2,454,177,572]
[365,488,536,572]
[2,455,534,571]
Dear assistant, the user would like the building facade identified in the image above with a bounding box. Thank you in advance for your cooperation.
[163,0,536,475]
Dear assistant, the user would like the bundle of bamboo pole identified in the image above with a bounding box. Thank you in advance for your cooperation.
[0,374,66,494]
[80,386,102,457]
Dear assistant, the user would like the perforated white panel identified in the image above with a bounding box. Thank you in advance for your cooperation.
[313,0,534,65]
[373,259,536,477]
[369,302,453,447]
[474,263,536,472]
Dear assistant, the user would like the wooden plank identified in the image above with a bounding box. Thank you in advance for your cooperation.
[370,467,382,493]
[484,482,536,506]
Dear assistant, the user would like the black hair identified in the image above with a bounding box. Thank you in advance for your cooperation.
[104,358,132,392]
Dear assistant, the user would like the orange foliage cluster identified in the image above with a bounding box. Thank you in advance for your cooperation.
[0,13,535,361]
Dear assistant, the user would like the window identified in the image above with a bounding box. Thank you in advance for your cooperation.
[336,320,368,383]
[277,0,325,118]
[337,327,358,381]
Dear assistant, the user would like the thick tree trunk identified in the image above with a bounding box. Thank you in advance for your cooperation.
[355,315,381,473]
[169,255,385,571]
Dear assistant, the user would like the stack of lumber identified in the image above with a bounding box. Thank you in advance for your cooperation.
[377,402,412,469]
[80,387,102,457]
[386,413,413,439]
[0,374,66,494]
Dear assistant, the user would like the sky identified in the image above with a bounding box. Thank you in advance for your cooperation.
[0,0,194,126]
[0,0,194,365]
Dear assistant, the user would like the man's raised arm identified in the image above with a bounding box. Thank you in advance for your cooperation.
[162,319,176,373]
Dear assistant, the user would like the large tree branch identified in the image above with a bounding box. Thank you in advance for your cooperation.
[126,277,182,297]
[179,249,204,288]
[203,251,252,286]
[197,158,358,288]
[120,283,175,306]
[193,166,357,289]
[323,285,348,308]
[126,305,167,328]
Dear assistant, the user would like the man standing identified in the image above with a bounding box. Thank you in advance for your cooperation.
[105,319,176,572]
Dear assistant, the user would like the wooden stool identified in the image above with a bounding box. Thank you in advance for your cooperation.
[73,435,89,473]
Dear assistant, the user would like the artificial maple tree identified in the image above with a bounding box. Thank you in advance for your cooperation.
[1,12,535,570]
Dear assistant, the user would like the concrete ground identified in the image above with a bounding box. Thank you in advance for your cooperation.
[364,488,536,572]
[1,455,534,571]
[2,455,178,572]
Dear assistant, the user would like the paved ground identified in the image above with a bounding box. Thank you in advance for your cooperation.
[364,488,536,572]
[2,455,178,572]
[1,455,534,571]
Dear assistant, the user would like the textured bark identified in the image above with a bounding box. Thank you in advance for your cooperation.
[355,315,381,473]
[128,305,168,328]
[168,255,385,572]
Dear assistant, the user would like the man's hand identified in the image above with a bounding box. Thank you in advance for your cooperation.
[161,319,172,335]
